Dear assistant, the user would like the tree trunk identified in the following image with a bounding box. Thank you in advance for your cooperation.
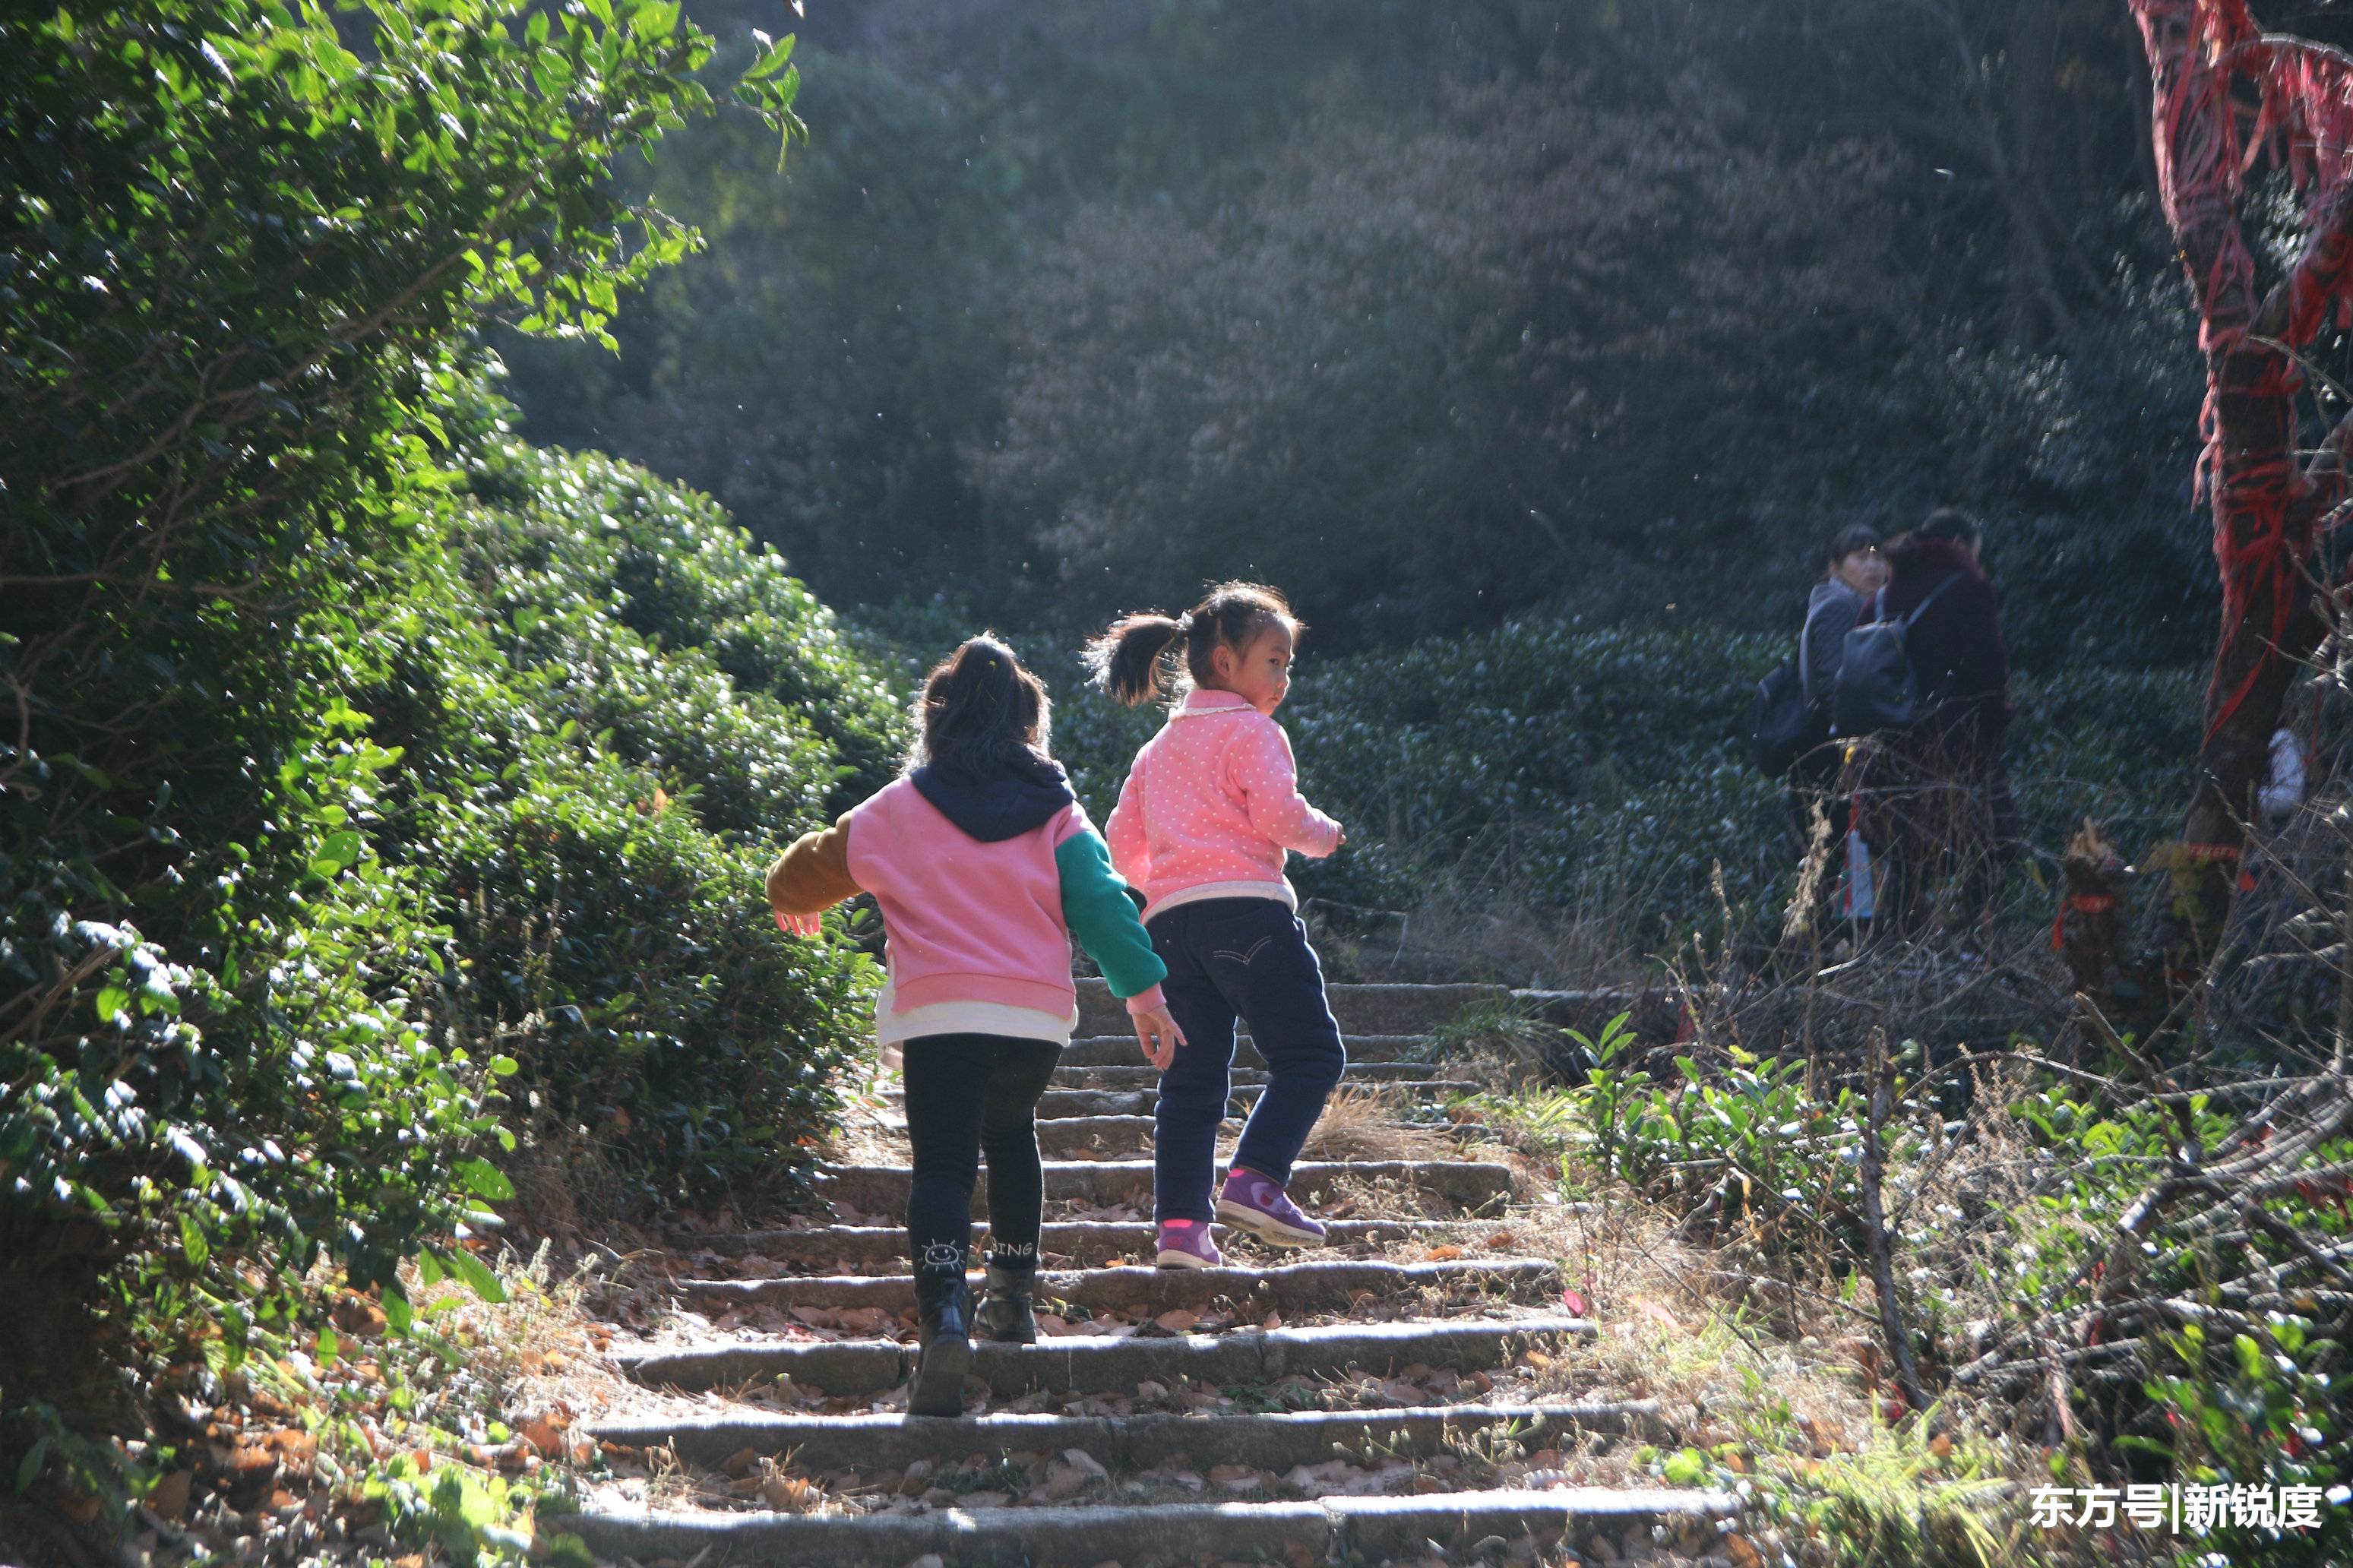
[2069,1,2353,1028]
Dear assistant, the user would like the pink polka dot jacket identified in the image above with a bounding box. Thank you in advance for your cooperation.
[1105,688,1343,919]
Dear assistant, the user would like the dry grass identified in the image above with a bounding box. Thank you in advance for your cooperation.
[1491,1181,2050,1568]
[1301,1083,1455,1162]
[1305,824,1664,988]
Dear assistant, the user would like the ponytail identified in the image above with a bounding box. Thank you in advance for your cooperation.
[1085,612,1188,707]
[1085,582,1300,708]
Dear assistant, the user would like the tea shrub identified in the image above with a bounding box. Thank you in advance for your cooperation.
[372,422,899,1210]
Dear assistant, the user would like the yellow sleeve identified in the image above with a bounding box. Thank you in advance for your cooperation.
[766,811,862,916]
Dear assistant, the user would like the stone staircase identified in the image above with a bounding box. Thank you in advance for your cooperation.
[565,981,1741,1567]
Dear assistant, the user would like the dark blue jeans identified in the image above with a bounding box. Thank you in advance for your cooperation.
[1149,898,1346,1224]
[900,1033,1063,1276]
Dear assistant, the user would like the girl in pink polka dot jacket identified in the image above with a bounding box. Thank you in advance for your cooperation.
[1086,583,1349,1269]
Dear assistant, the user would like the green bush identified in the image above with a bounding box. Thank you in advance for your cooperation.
[0,0,832,1510]
[369,420,898,1210]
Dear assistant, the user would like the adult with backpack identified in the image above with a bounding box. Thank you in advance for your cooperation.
[1848,507,2021,937]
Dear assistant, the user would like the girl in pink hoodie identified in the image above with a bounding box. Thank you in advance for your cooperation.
[1087,583,1347,1269]
[768,637,1181,1415]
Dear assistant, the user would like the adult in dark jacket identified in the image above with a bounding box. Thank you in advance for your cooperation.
[1878,509,2010,768]
[1865,507,2022,935]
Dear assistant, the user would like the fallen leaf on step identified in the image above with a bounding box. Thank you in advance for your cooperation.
[1152,1309,1199,1333]
[1062,1449,1109,1481]
[1482,1231,1516,1248]
[1260,1311,1283,1330]
[789,1307,837,1328]
[1035,1314,1072,1336]
[1135,1380,1168,1400]
[1724,1536,1766,1568]
[1561,1288,1589,1317]
[1165,1470,1205,1491]
[758,1474,814,1512]
[1039,1464,1086,1501]
[834,1307,893,1334]
[718,1446,758,1478]
[1425,1244,1464,1262]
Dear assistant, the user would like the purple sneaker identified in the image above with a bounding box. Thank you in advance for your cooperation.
[1154,1219,1222,1270]
[1216,1167,1327,1247]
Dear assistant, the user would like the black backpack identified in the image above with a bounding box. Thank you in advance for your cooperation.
[1831,574,1963,738]
[1747,656,1818,778]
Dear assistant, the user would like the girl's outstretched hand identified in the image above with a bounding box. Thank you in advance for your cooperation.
[1134,1005,1186,1071]
[775,908,824,939]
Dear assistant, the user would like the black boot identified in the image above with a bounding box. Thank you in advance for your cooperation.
[909,1270,973,1418]
[974,1261,1038,1344]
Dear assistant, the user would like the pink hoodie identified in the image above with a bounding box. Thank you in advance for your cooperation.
[1105,689,1342,918]
[844,778,1162,1061]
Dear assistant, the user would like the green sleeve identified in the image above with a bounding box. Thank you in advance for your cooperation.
[1055,830,1167,1001]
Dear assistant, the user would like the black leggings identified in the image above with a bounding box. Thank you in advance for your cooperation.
[899,1033,1062,1279]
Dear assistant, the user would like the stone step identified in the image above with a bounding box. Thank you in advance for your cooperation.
[1033,1113,1156,1159]
[562,1486,1737,1568]
[908,1079,1482,1121]
[589,1397,1657,1473]
[1078,978,1509,1038]
[1055,1033,1431,1070]
[681,1258,1564,1317]
[1051,1059,1445,1090]
[673,1216,1529,1267]
[925,1112,1448,1160]
[811,1159,1513,1219]
[615,1314,1596,1396]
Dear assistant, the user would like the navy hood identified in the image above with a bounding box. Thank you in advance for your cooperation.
[909,751,1075,843]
